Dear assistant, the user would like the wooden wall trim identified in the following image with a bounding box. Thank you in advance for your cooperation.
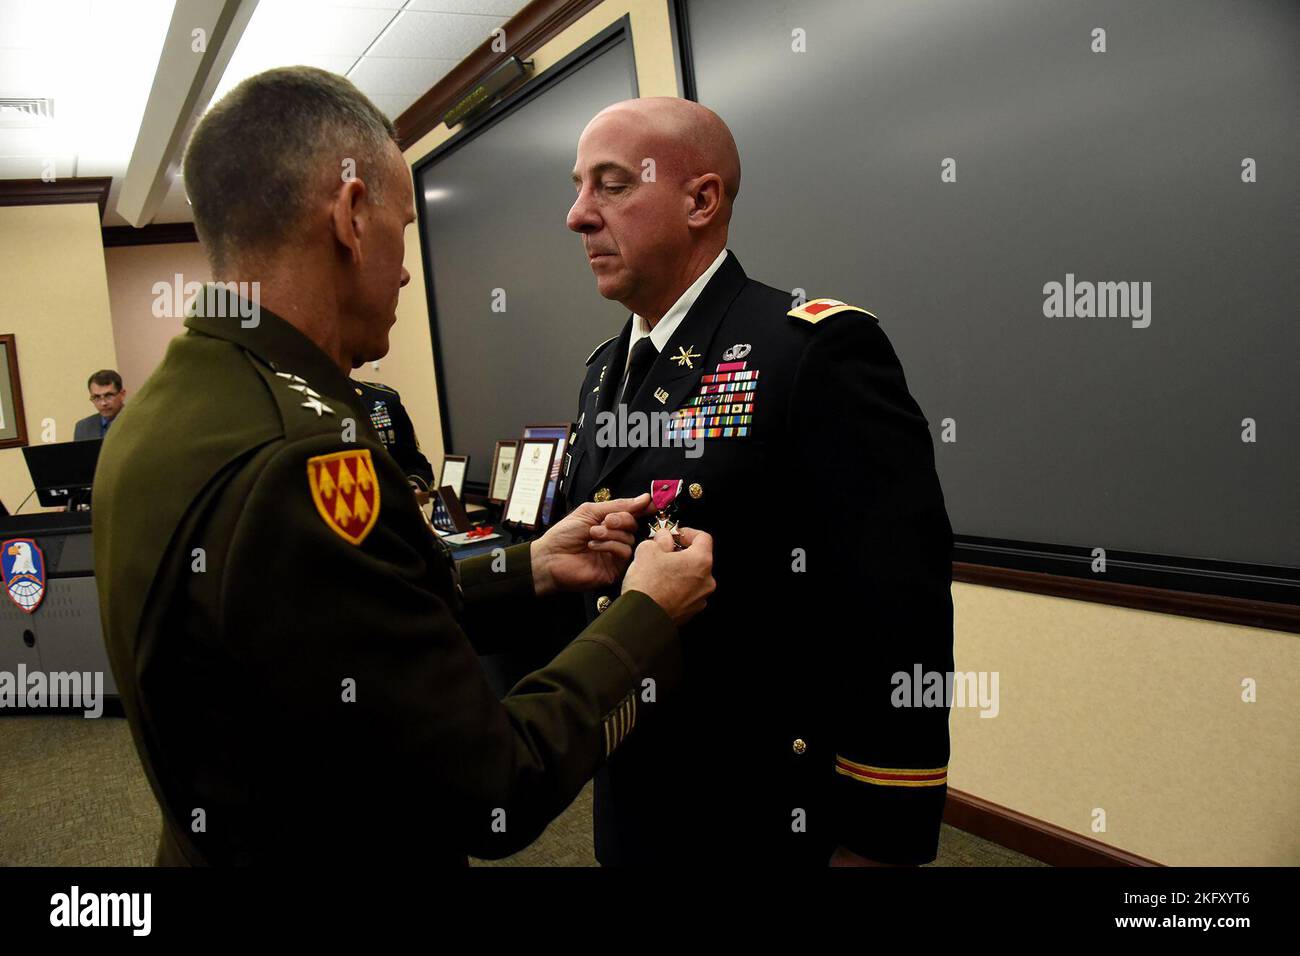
[0,177,111,217]
[101,222,199,248]
[395,0,605,151]
[953,563,1300,634]
[945,788,1161,867]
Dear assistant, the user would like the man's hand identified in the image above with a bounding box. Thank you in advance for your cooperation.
[531,493,653,596]
[621,526,716,626]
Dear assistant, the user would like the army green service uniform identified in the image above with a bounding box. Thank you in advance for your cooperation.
[93,293,680,866]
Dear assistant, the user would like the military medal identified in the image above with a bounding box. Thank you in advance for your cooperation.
[649,479,684,549]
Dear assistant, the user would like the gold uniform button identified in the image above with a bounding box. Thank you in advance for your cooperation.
[792,738,807,755]
[689,482,703,499]
[354,387,362,396]
[596,595,612,613]
[594,488,611,503]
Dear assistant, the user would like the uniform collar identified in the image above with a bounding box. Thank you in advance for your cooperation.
[627,248,730,369]
[183,287,362,415]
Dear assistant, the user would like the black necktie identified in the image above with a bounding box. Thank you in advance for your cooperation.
[621,337,659,403]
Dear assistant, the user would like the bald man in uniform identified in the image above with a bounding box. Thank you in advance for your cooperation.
[558,98,954,866]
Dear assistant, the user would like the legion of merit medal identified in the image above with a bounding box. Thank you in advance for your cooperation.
[649,479,684,549]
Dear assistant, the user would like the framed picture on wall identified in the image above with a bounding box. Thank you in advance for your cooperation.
[0,334,29,449]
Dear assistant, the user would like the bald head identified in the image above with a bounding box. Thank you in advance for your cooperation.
[589,97,741,207]
[567,97,743,320]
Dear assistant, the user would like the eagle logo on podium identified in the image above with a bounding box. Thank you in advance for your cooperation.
[307,450,381,545]
[2,538,47,614]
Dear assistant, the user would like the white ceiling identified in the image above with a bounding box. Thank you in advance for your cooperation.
[0,0,523,226]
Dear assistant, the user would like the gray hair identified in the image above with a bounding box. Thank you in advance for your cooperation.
[183,66,397,274]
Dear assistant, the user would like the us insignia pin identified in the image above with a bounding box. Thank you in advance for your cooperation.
[2,538,46,614]
[308,449,381,545]
[654,387,669,404]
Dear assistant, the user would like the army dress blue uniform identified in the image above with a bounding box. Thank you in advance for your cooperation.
[352,379,435,492]
[558,251,955,866]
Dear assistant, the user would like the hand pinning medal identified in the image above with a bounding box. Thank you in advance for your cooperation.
[649,479,685,549]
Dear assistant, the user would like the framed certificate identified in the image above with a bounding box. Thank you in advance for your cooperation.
[439,454,468,498]
[522,422,573,526]
[503,440,556,530]
[0,334,29,449]
[488,440,518,505]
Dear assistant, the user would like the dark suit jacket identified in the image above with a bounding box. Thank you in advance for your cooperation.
[74,414,106,441]
[559,252,954,865]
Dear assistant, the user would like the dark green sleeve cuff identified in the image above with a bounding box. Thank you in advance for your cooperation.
[457,541,535,604]
[573,589,683,698]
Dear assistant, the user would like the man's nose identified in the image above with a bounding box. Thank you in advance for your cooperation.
[566,189,600,233]
[400,266,411,288]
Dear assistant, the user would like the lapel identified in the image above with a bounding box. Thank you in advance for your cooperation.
[579,320,633,479]
[594,251,748,486]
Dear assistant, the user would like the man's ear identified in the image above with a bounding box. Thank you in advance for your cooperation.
[331,178,369,263]
[685,173,724,230]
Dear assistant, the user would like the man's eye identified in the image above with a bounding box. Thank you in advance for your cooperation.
[603,182,627,193]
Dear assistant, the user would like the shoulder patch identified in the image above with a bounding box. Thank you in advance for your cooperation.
[585,335,618,366]
[787,298,878,325]
[307,449,381,546]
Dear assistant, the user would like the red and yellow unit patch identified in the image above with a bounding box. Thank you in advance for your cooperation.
[307,449,381,545]
[835,755,947,788]
[787,298,878,324]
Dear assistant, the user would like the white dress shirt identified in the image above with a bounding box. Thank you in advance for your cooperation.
[622,248,730,383]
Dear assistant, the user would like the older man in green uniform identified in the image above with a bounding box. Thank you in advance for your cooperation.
[92,67,715,866]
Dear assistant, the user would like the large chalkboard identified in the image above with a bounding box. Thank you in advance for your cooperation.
[414,23,638,488]
[682,0,1299,578]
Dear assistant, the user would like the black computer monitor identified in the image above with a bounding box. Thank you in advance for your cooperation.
[22,439,103,508]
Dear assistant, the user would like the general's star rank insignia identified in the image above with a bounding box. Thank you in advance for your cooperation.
[307,449,381,545]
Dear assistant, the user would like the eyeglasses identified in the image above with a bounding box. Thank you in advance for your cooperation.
[90,391,119,404]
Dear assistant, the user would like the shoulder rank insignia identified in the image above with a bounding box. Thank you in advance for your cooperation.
[2,538,47,614]
[787,298,878,324]
[307,449,381,545]
[585,335,618,366]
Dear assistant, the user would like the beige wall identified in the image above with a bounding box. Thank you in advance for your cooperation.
[0,202,117,512]
[102,241,211,393]
[949,585,1300,866]
[388,0,1299,867]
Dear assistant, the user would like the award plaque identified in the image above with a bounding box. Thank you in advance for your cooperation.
[439,454,468,499]
[503,440,556,530]
[488,440,518,505]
